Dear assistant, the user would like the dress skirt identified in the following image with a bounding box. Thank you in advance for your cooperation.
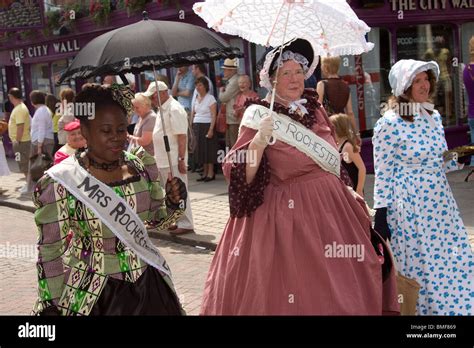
[89,266,182,315]
[200,124,399,315]
[193,122,217,165]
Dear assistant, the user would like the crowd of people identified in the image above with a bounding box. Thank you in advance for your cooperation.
[0,35,472,316]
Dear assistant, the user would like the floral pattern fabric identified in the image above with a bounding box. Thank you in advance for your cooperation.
[373,109,473,315]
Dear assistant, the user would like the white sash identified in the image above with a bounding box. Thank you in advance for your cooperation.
[241,104,340,177]
[46,156,171,277]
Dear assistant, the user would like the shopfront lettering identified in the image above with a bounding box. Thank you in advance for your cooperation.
[27,45,48,58]
[9,49,24,61]
[397,35,444,45]
[52,40,80,54]
[8,40,80,62]
[390,0,417,10]
[390,0,474,10]
[420,0,447,9]
[451,0,474,8]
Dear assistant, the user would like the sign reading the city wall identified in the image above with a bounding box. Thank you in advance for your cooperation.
[0,0,44,31]
[9,39,80,61]
[389,0,474,10]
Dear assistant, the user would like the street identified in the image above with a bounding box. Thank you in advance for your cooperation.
[0,206,214,316]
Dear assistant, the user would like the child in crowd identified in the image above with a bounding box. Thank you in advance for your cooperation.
[330,113,366,197]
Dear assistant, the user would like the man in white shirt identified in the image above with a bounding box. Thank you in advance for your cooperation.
[144,81,195,235]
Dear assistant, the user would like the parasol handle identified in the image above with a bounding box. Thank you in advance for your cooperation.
[265,84,277,146]
[264,43,287,147]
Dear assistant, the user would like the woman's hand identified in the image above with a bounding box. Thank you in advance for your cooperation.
[254,115,274,147]
[165,177,188,209]
[206,128,214,139]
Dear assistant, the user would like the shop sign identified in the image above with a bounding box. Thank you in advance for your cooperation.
[389,0,474,10]
[9,39,80,61]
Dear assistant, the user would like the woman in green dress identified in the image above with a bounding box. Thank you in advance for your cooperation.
[33,84,187,315]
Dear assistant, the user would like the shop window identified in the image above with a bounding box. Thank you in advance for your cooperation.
[338,28,391,134]
[396,24,455,126]
[31,63,51,93]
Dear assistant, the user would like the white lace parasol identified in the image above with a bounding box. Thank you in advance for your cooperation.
[193,0,374,57]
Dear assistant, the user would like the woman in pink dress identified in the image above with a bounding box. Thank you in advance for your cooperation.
[200,38,399,315]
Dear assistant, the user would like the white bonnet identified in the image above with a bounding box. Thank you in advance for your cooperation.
[389,59,439,97]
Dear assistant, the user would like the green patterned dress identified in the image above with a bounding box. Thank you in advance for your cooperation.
[32,147,185,315]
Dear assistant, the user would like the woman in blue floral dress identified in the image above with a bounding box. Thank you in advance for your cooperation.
[373,59,473,315]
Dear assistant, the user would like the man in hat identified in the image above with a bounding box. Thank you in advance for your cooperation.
[219,58,240,148]
[145,81,195,235]
[7,87,31,193]
[53,120,87,165]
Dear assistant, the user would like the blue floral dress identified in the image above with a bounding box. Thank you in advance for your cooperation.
[373,108,473,315]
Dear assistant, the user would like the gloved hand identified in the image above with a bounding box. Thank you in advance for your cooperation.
[254,115,274,147]
[374,207,391,241]
[165,177,187,210]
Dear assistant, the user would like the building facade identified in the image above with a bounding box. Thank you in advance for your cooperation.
[349,0,474,171]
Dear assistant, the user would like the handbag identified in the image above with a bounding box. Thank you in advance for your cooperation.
[216,104,227,134]
[396,272,421,315]
[29,152,53,182]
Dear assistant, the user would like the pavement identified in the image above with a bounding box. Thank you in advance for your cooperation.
[0,158,230,251]
[0,205,214,315]
[1,158,473,316]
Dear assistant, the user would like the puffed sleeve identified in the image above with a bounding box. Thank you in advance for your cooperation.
[223,125,271,218]
[373,113,400,209]
[131,147,184,230]
[32,174,70,314]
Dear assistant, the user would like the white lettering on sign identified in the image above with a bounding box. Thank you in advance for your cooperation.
[390,0,474,10]
[26,45,48,58]
[10,49,24,61]
[397,35,444,46]
[53,39,80,54]
[390,0,417,10]
[9,40,81,61]
[419,0,447,9]
[451,0,474,8]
